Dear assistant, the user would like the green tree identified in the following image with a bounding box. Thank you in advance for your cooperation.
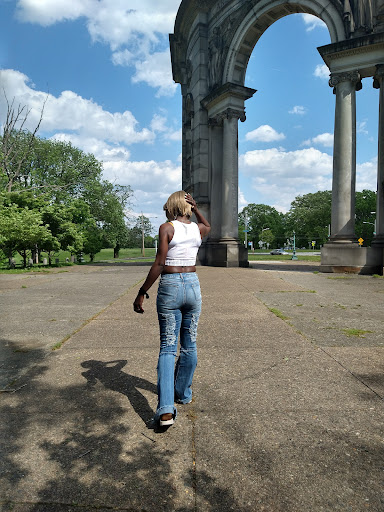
[126,216,154,249]
[0,95,45,193]
[1,128,133,261]
[239,204,285,249]
[259,228,275,248]
[41,203,84,263]
[286,191,332,248]
[0,204,56,267]
[82,223,104,261]
[355,190,377,245]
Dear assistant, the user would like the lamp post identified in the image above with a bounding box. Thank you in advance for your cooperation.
[363,220,376,235]
[141,212,145,257]
[291,231,298,260]
[244,216,248,248]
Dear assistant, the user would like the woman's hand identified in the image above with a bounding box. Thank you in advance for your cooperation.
[185,193,196,211]
[133,294,144,314]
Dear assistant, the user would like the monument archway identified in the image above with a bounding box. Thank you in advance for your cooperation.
[170,0,384,272]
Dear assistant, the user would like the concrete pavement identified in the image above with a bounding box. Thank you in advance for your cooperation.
[0,262,383,511]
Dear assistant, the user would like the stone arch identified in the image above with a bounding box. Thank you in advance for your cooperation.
[170,0,384,272]
[224,1,345,86]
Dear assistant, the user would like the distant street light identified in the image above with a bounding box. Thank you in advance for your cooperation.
[291,231,298,260]
[363,220,376,235]
[244,216,249,248]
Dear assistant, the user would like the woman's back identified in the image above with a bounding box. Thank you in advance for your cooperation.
[165,220,202,267]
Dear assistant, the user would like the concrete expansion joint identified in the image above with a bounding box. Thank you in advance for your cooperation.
[318,345,384,401]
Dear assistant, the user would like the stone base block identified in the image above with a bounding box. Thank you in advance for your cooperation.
[198,239,249,267]
[320,243,384,275]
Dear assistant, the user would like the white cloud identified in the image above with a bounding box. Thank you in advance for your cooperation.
[303,132,334,148]
[239,146,377,212]
[240,147,333,211]
[15,0,181,95]
[356,157,377,191]
[314,64,329,80]
[52,133,132,162]
[312,133,333,147]
[167,128,182,142]
[15,0,91,25]
[15,0,179,43]
[150,114,168,133]
[0,69,154,145]
[289,105,307,115]
[131,49,178,97]
[150,113,182,143]
[238,188,248,212]
[245,125,285,143]
[301,14,327,32]
[357,121,368,135]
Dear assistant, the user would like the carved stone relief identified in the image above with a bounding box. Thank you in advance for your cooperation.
[208,27,225,90]
[343,0,384,37]
[207,1,254,91]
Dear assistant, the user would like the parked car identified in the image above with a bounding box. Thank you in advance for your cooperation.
[270,248,289,255]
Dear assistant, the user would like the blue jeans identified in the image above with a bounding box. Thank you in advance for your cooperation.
[155,272,202,420]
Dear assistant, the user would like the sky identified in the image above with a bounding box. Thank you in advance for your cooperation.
[0,0,379,232]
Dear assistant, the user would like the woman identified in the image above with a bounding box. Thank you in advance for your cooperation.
[133,191,210,427]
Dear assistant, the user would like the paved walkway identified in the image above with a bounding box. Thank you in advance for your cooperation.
[0,263,383,511]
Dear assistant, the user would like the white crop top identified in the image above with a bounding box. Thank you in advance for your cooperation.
[165,220,202,267]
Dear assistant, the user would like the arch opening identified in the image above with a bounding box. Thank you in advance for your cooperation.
[170,0,384,271]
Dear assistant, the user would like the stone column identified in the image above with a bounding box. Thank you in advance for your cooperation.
[372,64,384,247]
[329,71,360,243]
[221,108,245,239]
[207,117,223,240]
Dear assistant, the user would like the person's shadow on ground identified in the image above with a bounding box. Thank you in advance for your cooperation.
[81,360,157,427]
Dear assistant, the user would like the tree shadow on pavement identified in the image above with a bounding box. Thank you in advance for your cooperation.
[2,349,383,511]
[0,338,49,390]
[81,359,157,426]
[0,356,178,510]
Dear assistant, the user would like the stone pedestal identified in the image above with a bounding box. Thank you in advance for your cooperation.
[202,239,248,267]
[320,244,383,274]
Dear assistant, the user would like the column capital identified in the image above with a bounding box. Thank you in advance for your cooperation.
[373,64,384,89]
[220,108,246,123]
[329,71,361,90]
[209,108,246,126]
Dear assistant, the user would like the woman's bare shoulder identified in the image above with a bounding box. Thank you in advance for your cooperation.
[159,222,174,234]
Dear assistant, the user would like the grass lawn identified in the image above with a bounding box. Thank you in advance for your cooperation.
[0,248,320,273]
[248,253,321,262]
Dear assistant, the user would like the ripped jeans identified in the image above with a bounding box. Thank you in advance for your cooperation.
[155,272,202,420]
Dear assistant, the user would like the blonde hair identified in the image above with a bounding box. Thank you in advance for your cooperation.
[163,190,192,221]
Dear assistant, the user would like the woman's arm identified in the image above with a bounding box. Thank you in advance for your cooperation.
[133,222,173,313]
[185,193,211,237]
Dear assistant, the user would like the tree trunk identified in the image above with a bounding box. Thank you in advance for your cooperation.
[114,244,120,258]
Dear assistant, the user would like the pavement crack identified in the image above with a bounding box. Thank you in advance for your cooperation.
[317,346,384,401]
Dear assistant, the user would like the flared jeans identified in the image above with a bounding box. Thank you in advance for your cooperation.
[155,272,202,420]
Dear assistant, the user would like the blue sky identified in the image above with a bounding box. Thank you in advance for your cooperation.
[0,0,379,231]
